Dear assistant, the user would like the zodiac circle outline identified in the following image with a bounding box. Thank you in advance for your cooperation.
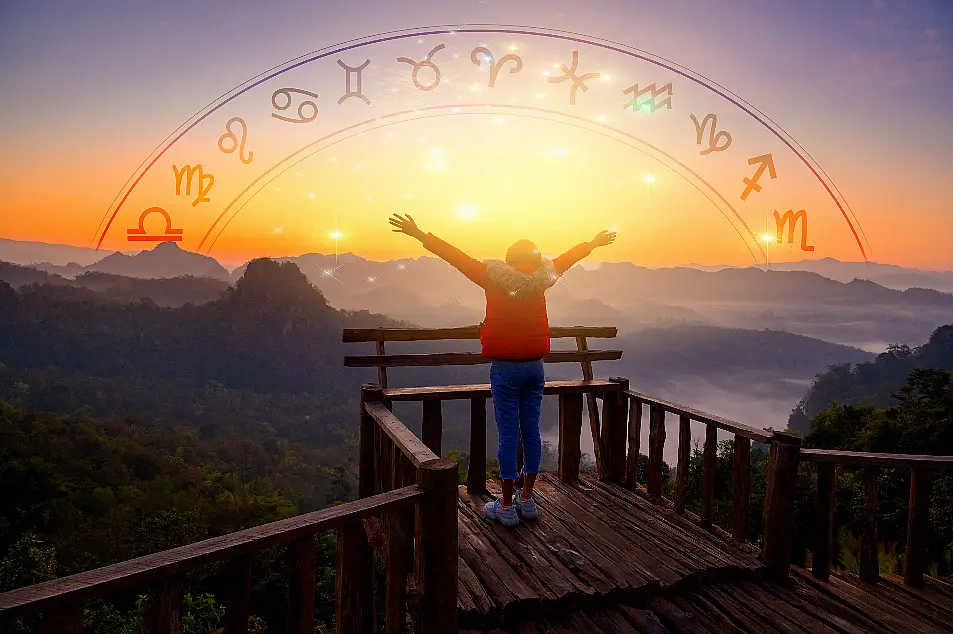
[397,44,446,92]
[172,164,214,207]
[548,50,600,105]
[126,207,183,242]
[217,117,253,164]
[623,82,673,113]
[469,46,523,88]
[773,209,814,251]
[337,59,371,105]
[271,88,319,124]
[741,153,777,201]
[690,113,732,155]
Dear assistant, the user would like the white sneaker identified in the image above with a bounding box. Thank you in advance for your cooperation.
[515,489,538,520]
[484,497,519,527]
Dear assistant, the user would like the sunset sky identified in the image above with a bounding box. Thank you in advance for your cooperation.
[1,0,951,269]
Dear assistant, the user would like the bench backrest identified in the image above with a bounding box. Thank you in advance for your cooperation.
[342,325,620,388]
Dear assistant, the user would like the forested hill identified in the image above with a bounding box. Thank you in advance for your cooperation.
[0,258,399,394]
[788,324,953,435]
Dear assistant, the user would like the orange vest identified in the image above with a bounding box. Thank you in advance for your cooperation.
[422,234,592,360]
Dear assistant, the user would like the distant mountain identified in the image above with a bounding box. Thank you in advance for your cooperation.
[87,242,230,280]
[0,259,401,394]
[0,237,132,267]
[0,261,229,307]
[694,258,953,292]
[788,324,953,435]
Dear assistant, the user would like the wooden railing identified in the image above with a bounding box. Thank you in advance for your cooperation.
[619,391,801,581]
[800,449,953,588]
[0,392,460,634]
[0,487,426,633]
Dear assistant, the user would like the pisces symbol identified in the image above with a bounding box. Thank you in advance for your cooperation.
[690,113,732,155]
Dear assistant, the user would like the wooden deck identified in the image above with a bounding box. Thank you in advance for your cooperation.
[456,473,763,629]
[457,474,953,633]
[461,570,953,633]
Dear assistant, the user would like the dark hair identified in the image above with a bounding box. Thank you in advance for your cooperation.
[505,239,541,268]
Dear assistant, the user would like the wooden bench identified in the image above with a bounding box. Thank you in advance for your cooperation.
[343,325,623,481]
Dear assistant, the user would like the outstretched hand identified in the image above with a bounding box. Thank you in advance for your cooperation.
[589,230,617,249]
[389,213,425,241]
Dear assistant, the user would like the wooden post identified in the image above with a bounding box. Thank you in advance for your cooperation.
[416,458,459,634]
[288,535,315,634]
[468,398,487,494]
[647,405,666,502]
[904,467,934,588]
[674,415,691,514]
[422,400,443,457]
[557,393,584,483]
[813,462,836,581]
[385,508,412,634]
[731,435,751,541]
[576,334,605,476]
[336,522,373,634]
[625,398,642,487]
[700,424,717,530]
[375,340,388,388]
[41,604,83,634]
[859,466,880,584]
[224,554,253,634]
[378,431,394,494]
[359,384,384,499]
[600,378,629,483]
[761,433,801,582]
[142,576,185,634]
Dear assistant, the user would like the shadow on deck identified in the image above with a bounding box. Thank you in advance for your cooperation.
[457,474,953,633]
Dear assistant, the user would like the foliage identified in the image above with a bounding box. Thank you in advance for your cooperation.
[789,326,953,434]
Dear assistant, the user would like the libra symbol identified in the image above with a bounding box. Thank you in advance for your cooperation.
[127,207,183,243]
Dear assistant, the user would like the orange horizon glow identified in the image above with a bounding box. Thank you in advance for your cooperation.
[2,7,951,272]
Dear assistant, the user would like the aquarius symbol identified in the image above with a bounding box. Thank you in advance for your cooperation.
[397,44,446,91]
[127,208,183,243]
[690,113,732,155]
[623,83,673,113]
[218,117,253,164]
[773,209,814,251]
[548,50,600,105]
[337,59,371,105]
[172,164,214,207]
[271,88,319,123]
[469,46,523,88]
[741,153,777,201]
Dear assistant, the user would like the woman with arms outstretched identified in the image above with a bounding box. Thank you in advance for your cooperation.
[390,213,616,526]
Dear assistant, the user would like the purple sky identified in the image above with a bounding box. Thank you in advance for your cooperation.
[1,0,951,267]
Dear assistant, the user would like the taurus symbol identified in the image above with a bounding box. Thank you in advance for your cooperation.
[470,47,523,88]
[218,117,253,164]
[398,44,446,91]
[691,113,732,155]
[127,208,183,242]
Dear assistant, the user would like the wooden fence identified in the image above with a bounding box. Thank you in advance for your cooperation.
[4,325,951,632]
[800,449,953,587]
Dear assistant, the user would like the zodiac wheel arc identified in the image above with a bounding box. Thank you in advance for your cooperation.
[93,23,869,265]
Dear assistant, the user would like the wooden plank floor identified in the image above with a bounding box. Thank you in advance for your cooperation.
[461,569,953,633]
[456,473,763,629]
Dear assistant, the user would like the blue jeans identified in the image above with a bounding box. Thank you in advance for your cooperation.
[490,359,544,481]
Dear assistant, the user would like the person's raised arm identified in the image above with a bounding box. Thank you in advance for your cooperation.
[389,213,488,287]
[552,229,617,274]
